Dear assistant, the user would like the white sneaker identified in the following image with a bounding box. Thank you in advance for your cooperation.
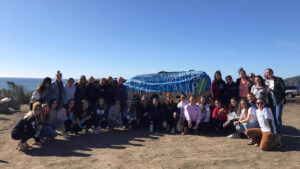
[227,132,240,138]
[63,132,71,139]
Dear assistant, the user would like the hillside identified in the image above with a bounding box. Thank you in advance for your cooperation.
[284,75,300,89]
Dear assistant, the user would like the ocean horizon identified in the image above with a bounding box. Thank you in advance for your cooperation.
[0,77,68,91]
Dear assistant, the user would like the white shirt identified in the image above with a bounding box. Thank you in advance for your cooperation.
[248,106,258,123]
[199,104,211,122]
[240,109,247,119]
[265,79,275,90]
[256,107,277,134]
[177,100,190,118]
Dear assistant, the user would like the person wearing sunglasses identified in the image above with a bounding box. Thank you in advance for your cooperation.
[245,99,280,151]
[11,102,43,151]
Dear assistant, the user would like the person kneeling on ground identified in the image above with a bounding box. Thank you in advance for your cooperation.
[245,99,280,151]
[149,97,163,133]
[62,99,76,138]
[91,97,108,134]
[182,95,201,135]
[11,102,43,151]
[198,96,211,131]
[212,99,228,132]
[162,94,180,134]
[74,99,92,135]
[232,98,259,140]
[122,100,136,130]
[107,99,123,130]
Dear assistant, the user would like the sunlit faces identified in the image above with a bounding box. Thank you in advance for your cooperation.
[51,100,57,110]
[56,72,62,82]
[68,78,74,86]
[226,76,233,84]
[265,69,274,79]
[215,100,222,108]
[42,104,50,114]
[247,93,255,102]
[89,77,95,84]
[118,77,124,84]
[82,100,89,110]
[153,98,159,106]
[256,99,265,110]
[80,76,86,84]
[98,98,104,105]
[240,100,248,109]
[240,71,246,79]
[166,95,173,103]
[200,97,207,105]
[215,72,221,81]
[99,78,107,86]
[230,98,237,107]
[189,96,197,105]
[68,100,75,109]
[126,100,132,107]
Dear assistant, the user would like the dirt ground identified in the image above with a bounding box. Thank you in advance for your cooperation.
[0,97,300,169]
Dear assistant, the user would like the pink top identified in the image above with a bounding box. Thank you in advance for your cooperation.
[184,104,202,124]
[239,79,248,98]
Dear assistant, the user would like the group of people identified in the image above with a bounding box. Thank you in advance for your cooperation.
[11,68,286,152]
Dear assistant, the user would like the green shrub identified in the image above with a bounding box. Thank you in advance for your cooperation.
[0,81,33,104]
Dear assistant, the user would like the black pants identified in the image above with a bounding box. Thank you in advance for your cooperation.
[91,115,107,128]
[211,118,225,131]
[64,119,76,132]
[73,119,93,132]
[166,116,179,129]
[123,118,136,128]
[11,129,35,143]
[223,119,238,134]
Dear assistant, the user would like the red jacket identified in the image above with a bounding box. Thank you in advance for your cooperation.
[212,106,228,121]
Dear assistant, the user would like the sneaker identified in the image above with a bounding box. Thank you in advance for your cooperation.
[227,132,240,138]
[170,127,175,134]
[93,129,99,135]
[63,132,71,139]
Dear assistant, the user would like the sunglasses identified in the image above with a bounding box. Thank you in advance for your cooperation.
[256,102,264,105]
[35,108,41,111]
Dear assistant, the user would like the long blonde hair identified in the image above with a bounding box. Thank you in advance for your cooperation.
[24,102,42,123]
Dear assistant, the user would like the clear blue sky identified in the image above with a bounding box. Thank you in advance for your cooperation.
[0,0,299,80]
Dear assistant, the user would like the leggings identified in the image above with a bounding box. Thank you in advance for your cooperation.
[11,129,35,143]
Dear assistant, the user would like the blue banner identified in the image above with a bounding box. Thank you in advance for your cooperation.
[124,71,211,95]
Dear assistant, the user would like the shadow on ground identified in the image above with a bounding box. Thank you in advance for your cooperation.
[24,129,160,157]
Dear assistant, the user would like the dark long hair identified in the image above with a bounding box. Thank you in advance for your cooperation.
[37,77,51,93]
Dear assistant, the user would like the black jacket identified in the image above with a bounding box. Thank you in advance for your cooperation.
[87,83,98,106]
[162,102,179,122]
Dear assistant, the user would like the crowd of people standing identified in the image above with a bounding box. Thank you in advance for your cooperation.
[11,68,286,152]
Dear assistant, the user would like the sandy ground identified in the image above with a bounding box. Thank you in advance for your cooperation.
[0,97,300,169]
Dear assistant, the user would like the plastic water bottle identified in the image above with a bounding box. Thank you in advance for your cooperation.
[150,124,154,133]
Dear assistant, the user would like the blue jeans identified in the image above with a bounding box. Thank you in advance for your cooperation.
[49,122,63,131]
[107,119,118,128]
[40,125,58,138]
[271,104,283,134]
[236,122,259,133]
